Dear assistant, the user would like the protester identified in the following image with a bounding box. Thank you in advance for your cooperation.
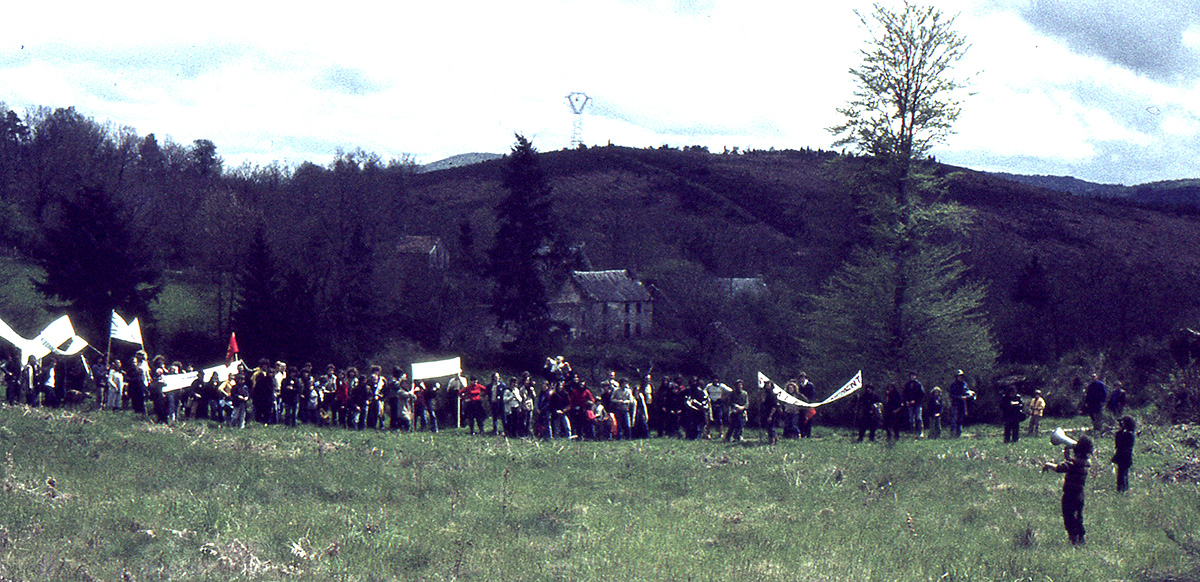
[724,380,748,442]
[1107,383,1128,419]
[796,372,817,438]
[884,384,904,442]
[1027,389,1046,436]
[902,371,925,438]
[857,384,882,442]
[761,378,780,445]
[1043,435,1093,545]
[1000,385,1024,443]
[610,379,635,440]
[947,369,971,437]
[459,376,487,435]
[1083,373,1108,432]
[925,386,943,439]
[105,359,125,410]
[1112,415,1136,493]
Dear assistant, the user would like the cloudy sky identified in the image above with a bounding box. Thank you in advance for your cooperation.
[2,0,1198,186]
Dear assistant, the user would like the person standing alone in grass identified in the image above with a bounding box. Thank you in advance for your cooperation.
[1043,435,1093,545]
[1027,389,1045,436]
[1112,415,1136,493]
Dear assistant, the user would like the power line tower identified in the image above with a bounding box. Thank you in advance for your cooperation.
[566,92,590,148]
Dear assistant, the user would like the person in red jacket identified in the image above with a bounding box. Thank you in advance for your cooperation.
[460,376,487,435]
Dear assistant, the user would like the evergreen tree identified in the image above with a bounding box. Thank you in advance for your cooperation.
[233,224,285,360]
[33,183,161,344]
[488,135,558,361]
[808,2,996,382]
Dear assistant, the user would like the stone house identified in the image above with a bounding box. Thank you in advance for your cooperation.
[551,270,653,340]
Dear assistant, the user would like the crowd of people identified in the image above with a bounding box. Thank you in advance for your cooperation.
[1,353,1134,450]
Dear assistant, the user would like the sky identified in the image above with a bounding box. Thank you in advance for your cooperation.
[1,0,1198,186]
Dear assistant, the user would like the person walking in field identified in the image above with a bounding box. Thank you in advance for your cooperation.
[856,384,882,442]
[1043,435,1094,545]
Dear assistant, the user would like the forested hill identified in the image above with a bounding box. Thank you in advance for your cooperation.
[3,104,1199,376]
[404,145,1200,367]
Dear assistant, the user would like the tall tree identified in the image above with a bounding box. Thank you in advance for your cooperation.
[830,0,969,167]
[33,183,161,344]
[807,2,996,382]
[488,135,558,361]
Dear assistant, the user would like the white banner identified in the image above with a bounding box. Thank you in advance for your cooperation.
[0,314,90,364]
[411,357,462,381]
[160,361,241,393]
[758,370,863,408]
[110,311,144,346]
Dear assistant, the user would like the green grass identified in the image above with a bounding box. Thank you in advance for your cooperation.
[0,407,1198,581]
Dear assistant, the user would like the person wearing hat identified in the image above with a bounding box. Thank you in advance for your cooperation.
[947,369,970,437]
[1027,389,1046,436]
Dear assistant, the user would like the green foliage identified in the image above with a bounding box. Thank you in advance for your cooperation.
[32,184,161,343]
[830,1,969,163]
[489,135,561,363]
[1,407,1198,581]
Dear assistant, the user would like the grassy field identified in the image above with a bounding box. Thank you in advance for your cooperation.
[0,406,1197,582]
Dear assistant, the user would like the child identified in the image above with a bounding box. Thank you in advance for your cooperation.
[1043,435,1093,545]
[1027,389,1046,436]
[1112,416,1136,493]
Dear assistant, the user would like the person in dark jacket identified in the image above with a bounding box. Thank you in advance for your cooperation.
[902,371,925,437]
[857,385,882,442]
[1112,415,1136,493]
[884,384,904,442]
[1001,385,1024,443]
[1043,435,1093,545]
[1083,373,1108,431]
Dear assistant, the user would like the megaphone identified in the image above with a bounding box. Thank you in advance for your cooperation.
[1050,427,1077,448]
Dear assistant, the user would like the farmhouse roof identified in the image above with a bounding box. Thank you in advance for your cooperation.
[571,270,652,303]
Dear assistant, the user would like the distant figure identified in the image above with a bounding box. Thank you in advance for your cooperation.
[724,380,749,442]
[1043,435,1093,545]
[884,384,904,442]
[1027,389,1046,436]
[1107,383,1128,419]
[947,370,972,437]
[1083,373,1108,431]
[1001,385,1024,443]
[1112,416,1136,493]
[857,385,882,442]
[902,371,925,437]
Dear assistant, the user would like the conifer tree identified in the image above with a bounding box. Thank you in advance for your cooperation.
[488,135,558,361]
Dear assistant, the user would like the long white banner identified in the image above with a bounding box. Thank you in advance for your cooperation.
[758,370,863,409]
[160,361,241,393]
[411,357,462,381]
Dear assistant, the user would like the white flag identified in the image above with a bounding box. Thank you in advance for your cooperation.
[110,311,144,346]
[0,315,91,364]
[411,357,462,380]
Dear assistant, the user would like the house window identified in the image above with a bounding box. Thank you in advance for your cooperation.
[624,323,631,338]
[625,303,631,315]
[636,303,642,315]
[635,322,642,336]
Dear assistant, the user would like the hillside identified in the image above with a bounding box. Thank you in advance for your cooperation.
[400,145,1200,369]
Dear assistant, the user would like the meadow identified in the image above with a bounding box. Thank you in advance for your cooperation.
[0,405,1197,582]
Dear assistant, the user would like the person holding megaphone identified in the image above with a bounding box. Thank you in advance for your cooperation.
[1043,428,1094,545]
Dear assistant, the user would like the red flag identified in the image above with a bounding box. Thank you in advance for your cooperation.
[226,332,239,364]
